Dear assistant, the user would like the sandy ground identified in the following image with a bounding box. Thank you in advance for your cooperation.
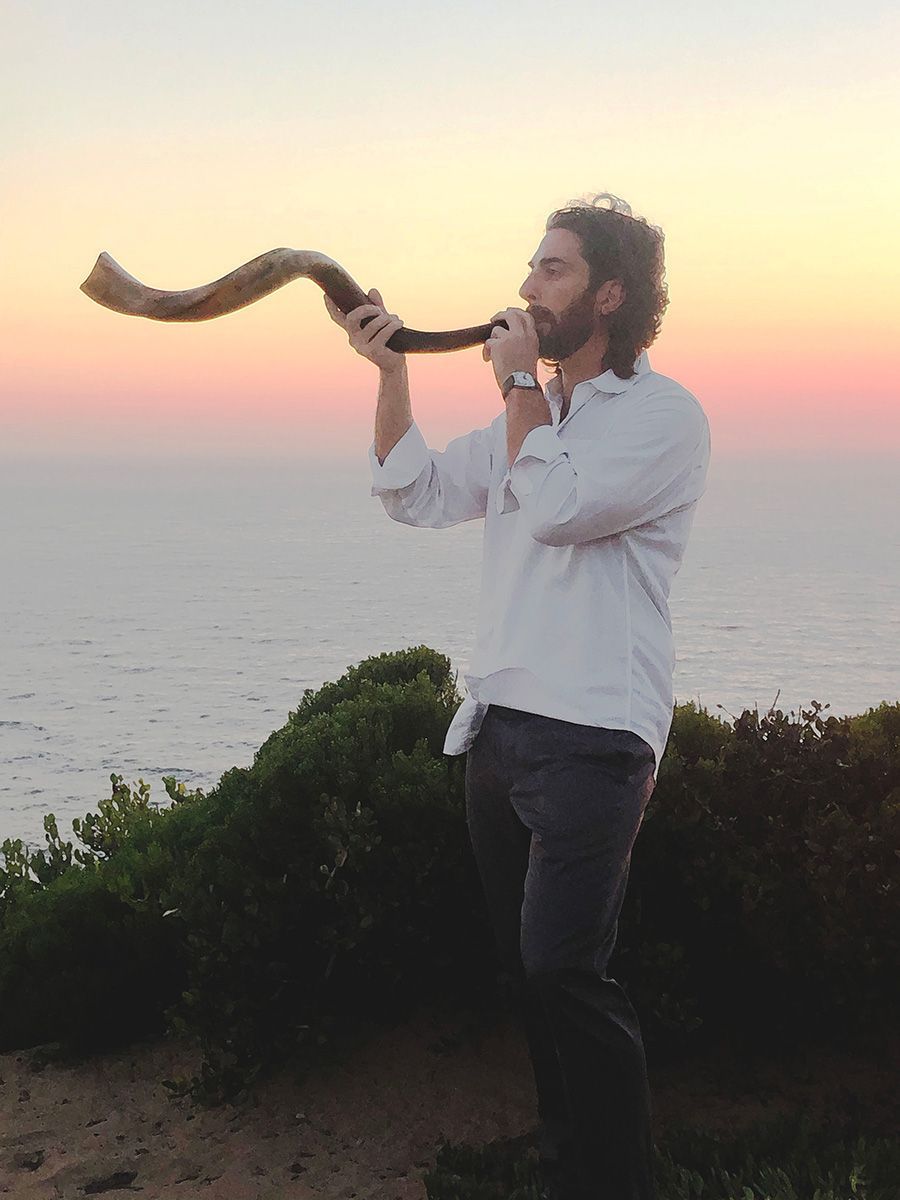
[1,1003,897,1199]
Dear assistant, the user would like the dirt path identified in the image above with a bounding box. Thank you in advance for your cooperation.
[2,1006,896,1199]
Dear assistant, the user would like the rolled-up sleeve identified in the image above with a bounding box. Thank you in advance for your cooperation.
[369,419,495,528]
[498,393,710,544]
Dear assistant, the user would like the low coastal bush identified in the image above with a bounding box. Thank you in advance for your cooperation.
[147,647,497,1101]
[0,775,205,1054]
[621,696,899,1056]
[1,647,897,1104]
[424,1108,900,1199]
[0,647,498,1101]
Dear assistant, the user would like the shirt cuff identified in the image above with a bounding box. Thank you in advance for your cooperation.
[369,421,430,494]
[496,424,568,515]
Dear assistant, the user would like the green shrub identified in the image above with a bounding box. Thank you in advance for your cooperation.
[424,1108,900,1199]
[152,648,498,1103]
[0,776,198,1053]
[0,647,496,1101]
[618,698,900,1055]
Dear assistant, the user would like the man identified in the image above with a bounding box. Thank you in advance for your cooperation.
[324,193,710,1200]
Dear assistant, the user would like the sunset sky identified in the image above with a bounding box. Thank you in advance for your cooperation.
[3,0,898,463]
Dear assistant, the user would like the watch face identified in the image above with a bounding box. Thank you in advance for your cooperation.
[502,371,540,398]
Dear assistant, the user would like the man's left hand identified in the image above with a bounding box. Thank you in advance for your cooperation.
[483,307,540,392]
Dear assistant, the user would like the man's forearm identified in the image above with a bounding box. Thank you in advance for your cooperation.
[375,362,413,465]
[506,388,552,468]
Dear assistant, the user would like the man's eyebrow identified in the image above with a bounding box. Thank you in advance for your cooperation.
[527,256,569,268]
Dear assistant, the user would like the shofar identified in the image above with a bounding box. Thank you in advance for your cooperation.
[80,248,508,353]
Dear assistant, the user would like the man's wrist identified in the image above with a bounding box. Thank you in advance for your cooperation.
[500,367,541,401]
[504,387,546,405]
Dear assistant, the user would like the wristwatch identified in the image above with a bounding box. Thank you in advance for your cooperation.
[501,370,543,401]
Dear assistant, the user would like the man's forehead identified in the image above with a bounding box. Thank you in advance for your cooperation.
[529,228,585,268]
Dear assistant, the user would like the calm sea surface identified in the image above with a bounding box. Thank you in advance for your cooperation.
[2,452,898,854]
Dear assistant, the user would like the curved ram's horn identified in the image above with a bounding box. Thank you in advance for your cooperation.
[79,248,507,353]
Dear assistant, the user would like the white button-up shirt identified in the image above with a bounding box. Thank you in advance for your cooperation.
[368,350,710,781]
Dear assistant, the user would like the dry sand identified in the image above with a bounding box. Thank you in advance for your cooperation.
[1,1004,896,1199]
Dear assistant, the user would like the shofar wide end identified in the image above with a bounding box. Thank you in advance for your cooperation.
[78,248,336,323]
[80,251,161,318]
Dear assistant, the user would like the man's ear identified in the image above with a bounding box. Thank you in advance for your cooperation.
[595,278,626,317]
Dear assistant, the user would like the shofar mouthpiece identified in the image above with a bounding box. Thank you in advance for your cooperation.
[79,248,503,353]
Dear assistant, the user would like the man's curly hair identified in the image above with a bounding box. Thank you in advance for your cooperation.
[544,192,669,380]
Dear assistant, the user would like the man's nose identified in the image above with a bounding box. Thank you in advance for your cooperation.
[519,279,537,304]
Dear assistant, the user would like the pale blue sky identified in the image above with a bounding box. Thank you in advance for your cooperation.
[5,0,898,156]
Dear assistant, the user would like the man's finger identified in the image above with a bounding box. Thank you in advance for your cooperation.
[347,303,385,331]
[360,311,394,343]
[371,315,403,344]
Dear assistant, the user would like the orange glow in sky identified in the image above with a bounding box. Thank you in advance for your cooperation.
[3,1,898,462]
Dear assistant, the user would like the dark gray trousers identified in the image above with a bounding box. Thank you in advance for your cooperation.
[464,703,659,1200]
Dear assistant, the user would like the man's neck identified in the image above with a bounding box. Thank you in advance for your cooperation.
[555,328,610,417]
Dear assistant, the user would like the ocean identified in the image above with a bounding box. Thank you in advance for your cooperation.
[2,451,898,855]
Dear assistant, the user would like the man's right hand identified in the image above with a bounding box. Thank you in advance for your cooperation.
[324,287,406,374]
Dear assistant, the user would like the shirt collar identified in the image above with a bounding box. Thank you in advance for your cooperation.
[546,349,650,405]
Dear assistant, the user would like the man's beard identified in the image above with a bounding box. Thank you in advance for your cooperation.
[531,287,602,363]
